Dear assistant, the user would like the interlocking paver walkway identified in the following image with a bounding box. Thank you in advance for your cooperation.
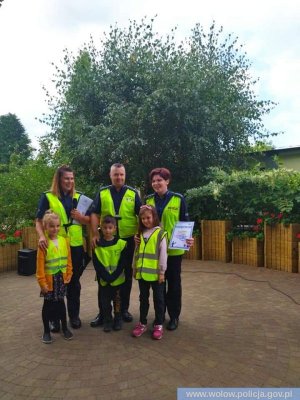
[1,260,300,399]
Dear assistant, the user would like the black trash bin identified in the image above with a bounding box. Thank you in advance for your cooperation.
[18,249,37,276]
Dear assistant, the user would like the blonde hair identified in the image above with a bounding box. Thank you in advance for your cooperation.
[50,165,75,197]
[42,210,60,230]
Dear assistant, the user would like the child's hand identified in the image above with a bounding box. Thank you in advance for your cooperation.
[158,273,165,284]
[65,276,72,284]
[41,285,49,294]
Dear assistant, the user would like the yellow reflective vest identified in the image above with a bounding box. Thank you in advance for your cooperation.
[99,187,138,238]
[146,194,184,256]
[45,192,83,247]
[45,236,68,275]
[135,227,167,281]
[94,239,126,287]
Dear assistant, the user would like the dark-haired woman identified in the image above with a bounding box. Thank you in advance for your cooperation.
[145,167,193,331]
[36,165,90,331]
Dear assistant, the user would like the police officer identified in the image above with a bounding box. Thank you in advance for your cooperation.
[146,167,193,331]
[36,165,90,330]
[89,163,142,326]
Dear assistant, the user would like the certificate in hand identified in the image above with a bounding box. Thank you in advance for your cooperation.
[73,194,93,225]
[168,221,195,251]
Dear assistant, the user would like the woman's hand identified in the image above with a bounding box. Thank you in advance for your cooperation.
[38,235,48,251]
[186,237,194,248]
[134,234,141,246]
[92,234,100,249]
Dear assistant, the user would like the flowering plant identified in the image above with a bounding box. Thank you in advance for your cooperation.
[227,218,264,241]
[0,228,23,246]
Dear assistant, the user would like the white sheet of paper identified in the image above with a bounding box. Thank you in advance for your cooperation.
[168,221,194,250]
[73,194,93,225]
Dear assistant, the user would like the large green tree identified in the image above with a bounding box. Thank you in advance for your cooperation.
[0,113,32,165]
[43,19,275,193]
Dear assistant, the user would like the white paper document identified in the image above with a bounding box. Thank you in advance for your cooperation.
[73,194,93,225]
[168,221,195,251]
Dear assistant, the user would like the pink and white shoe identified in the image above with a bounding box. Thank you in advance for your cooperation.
[152,324,163,340]
[132,322,147,337]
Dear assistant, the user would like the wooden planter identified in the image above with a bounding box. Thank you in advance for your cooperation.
[232,237,264,267]
[0,242,23,272]
[183,235,202,260]
[264,223,300,273]
[22,226,38,250]
[201,220,232,263]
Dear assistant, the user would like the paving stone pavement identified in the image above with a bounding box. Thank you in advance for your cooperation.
[1,260,300,399]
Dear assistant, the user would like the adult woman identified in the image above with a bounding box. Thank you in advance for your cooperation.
[36,165,90,330]
[145,168,193,331]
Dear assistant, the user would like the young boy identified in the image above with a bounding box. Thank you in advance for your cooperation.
[92,215,127,332]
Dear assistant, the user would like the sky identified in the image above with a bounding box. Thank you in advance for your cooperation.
[0,0,299,150]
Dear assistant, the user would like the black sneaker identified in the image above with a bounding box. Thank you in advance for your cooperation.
[122,311,133,323]
[167,318,179,331]
[42,332,53,344]
[50,320,60,333]
[90,313,104,328]
[103,321,112,332]
[113,317,122,331]
[63,329,74,340]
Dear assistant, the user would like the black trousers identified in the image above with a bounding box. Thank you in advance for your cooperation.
[138,279,165,325]
[95,236,135,315]
[66,245,84,319]
[42,299,67,333]
[165,255,182,320]
[100,284,122,323]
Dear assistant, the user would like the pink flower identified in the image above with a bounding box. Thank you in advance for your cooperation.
[0,233,6,240]
[13,230,22,238]
[256,218,263,225]
[277,213,283,219]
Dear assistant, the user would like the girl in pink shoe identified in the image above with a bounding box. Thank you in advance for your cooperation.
[132,205,167,340]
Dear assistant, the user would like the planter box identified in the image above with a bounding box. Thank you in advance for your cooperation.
[264,223,300,273]
[183,236,201,260]
[22,226,38,250]
[201,220,232,263]
[232,237,264,268]
[0,242,23,272]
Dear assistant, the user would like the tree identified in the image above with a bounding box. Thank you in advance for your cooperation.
[0,113,32,165]
[0,157,56,227]
[43,18,275,193]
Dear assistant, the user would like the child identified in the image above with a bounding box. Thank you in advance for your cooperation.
[132,205,167,340]
[92,215,127,332]
[36,210,73,344]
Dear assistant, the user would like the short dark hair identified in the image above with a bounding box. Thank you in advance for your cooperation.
[101,215,117,226]
[149,167,171,182]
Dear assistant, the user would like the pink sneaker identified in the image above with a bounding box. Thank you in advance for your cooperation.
[152,324,163,340]
[132,322,147,337]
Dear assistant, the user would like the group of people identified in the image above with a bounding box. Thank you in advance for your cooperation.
[35,163,193,344]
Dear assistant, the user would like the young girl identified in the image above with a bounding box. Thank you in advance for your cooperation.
[132,205,167,340]
[36,210,73,344]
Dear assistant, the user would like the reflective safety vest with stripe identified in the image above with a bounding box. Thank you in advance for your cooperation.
[45,192,83,247]
[45,236,68,275]
[135,228,167,281]
[146,195,184,256]
[94,239,126,287]
[99,188,138,238]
